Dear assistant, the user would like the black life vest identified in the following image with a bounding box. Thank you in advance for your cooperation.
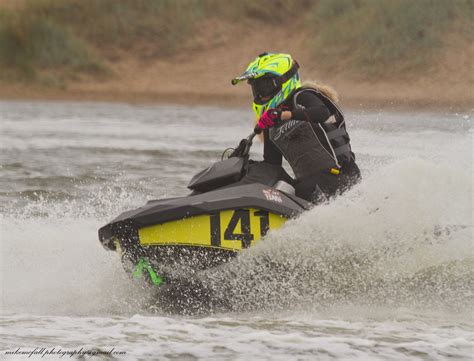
[268,87,354,180]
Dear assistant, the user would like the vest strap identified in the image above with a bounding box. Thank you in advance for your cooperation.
[334,144,351,156]
[326,127,348,140]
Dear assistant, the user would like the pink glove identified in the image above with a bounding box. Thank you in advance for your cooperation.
[257,108,282,130]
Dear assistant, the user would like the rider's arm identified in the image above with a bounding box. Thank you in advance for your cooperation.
[281,91,331,124]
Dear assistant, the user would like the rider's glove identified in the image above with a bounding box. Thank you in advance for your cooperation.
[256,108,282,130]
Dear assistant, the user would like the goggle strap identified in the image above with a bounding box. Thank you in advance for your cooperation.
[275,61,299,86]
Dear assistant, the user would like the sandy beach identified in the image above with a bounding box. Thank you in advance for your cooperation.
[1,23,472,111]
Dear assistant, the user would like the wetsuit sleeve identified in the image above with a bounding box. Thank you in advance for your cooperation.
[290,91,331,124]
[263,129,282,165]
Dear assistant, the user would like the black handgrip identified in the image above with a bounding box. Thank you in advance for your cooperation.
[254,125,262,134]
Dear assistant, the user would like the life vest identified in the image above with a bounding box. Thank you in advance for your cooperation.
[268,87,354,180]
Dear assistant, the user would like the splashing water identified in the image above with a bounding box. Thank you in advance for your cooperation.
[192,158,473,315]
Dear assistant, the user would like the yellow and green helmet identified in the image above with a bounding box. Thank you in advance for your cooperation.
[232,52,301,119]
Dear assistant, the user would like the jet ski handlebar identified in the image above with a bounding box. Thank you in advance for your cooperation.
[253,125,263,135]
[222,130,258,160]
[248,130,258,141]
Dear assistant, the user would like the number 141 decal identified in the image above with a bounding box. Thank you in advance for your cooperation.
[209,209,270,249]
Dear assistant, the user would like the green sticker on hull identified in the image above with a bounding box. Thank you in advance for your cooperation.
[133,257,163,286]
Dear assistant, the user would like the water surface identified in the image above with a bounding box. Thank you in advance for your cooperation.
[1,100,472,360]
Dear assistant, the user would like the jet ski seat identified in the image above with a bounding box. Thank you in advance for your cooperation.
[274,180,296,195]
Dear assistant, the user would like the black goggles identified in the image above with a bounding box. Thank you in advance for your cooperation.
[249,76,281,101]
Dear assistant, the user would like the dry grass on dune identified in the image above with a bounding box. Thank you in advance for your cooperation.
[0,0,472,109]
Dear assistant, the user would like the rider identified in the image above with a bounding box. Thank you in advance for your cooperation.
[232,52,360,202]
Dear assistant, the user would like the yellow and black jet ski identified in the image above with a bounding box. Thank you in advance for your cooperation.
[98,131,311,287]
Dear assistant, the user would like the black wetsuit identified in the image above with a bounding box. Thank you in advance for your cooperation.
[263,89,360,202]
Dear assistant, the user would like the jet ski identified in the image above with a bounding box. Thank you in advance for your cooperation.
[98,130,312,287]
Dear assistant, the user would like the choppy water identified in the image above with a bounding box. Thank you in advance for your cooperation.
[0,100,472,360]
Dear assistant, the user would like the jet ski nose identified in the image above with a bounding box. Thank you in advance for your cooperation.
[98,225,116,250]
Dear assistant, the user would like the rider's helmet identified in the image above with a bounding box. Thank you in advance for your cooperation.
[232,52,301,119]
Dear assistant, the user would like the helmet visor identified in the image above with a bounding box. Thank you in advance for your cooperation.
[249,76,281,104]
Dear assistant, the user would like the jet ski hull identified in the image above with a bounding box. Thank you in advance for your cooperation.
[99,183,310,283]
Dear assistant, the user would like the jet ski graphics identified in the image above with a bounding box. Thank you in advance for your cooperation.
[98,132,311,286]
